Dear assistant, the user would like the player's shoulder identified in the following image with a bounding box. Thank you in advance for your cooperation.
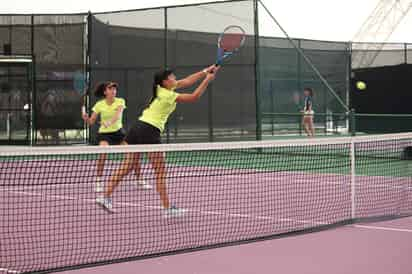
[157,87,176,98]
[92,99,105,112]
[115,97,126,104]
[94,99,105,107]
[157,86,168,94]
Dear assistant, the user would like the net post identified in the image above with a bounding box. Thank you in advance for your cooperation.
[350,138,356,220]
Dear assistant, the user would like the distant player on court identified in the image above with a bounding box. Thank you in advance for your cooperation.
[82,81,152,193]
[302,87,315,137]
[97,66,218,217]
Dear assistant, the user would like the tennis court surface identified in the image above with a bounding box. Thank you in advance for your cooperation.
[1,133,411,273]
[59,216,412,274]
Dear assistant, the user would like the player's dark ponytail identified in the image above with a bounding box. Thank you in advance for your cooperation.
[94,83,106,98]
[149,69,174,105]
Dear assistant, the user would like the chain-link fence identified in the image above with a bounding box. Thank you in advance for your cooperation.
[0,14,87,145]
[1,0,411,145]
[90,1,257,143]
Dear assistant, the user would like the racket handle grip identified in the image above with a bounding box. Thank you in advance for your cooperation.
[81,106,86,115]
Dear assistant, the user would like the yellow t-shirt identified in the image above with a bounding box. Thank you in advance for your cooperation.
[139,86,178,133]
[92,97,126,133]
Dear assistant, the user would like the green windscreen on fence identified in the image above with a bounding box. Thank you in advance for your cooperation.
[166,1,256,142]
[1,0,412,145]
[0,15,88,145]
[90,8,166,143]
[351,42,412,134]
[33,15,87,145]
[90,0,257,144]
[257,1,350,138]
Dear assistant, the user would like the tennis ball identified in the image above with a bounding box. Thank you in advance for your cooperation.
[356,81,366,90]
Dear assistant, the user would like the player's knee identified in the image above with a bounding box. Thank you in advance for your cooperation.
[99,141,109,146]
[98,154,107,161]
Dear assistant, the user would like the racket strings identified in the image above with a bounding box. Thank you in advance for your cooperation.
[220,33,244,52]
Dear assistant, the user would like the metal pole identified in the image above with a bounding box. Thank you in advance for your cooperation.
[269,80,274,135]
[31,14,37,145]
[404,43,407,64]
[26,60,32,145]
[349,108,356,136]
[297,39,302,135]
[350,138,356,219]
[86,11,93,144]
[347,43,352,134]
[165,8,171,143]
[254,0,262,140]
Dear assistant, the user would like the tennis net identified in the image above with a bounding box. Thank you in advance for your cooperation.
[1,133,411,273]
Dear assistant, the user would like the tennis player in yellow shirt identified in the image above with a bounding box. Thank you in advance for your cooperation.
[97,66,218,217]
[82,82,152,193]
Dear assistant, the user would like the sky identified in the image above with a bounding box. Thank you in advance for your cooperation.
[1,0,412,43]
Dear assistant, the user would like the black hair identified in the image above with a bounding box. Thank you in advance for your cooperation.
[94,81,118,98]
[303,87,313,97]
[150,69,174,104]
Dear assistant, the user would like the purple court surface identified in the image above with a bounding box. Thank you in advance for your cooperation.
[59,217,412,274]
[1,162,411,274]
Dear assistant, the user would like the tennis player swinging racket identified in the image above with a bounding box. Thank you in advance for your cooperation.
[97,25,245,217]
[97,67,218,216]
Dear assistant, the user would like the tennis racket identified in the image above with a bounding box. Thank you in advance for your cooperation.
[81,92,88,116]
[215,25,246,66]
[73,71,87,115]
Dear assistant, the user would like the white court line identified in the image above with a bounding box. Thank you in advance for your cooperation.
[353,224,412,233]
[2,180,408,274]
[7,175,346,190]
[7,171,412,192]
[0,268,21,274]
[7,189,327,227]
[6,171,410,226]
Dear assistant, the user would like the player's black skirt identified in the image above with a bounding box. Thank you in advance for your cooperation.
[96,129,126,145]
[125,120,161,145]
